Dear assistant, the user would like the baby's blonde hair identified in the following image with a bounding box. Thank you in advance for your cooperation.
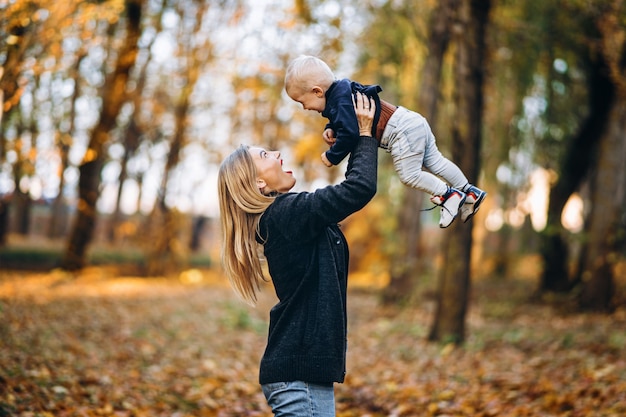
[285,55,335,96]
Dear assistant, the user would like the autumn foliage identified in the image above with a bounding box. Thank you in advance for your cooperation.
[1,270,624,416]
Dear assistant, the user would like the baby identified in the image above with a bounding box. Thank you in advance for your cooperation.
[285,55,486,228]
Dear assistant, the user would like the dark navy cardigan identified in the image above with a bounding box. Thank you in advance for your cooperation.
[322,79,383,165]
[257,135,378,384]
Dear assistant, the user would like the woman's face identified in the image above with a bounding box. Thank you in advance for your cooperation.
[249,147,296,194]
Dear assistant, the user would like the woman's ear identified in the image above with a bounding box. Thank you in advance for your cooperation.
[256,178,267,191]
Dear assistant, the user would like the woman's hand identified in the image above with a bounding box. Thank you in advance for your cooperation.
[353,92,376,136]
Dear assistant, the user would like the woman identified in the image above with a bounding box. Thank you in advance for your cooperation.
[217,92,377,416]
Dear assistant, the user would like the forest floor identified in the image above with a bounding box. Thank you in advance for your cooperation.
[0,267,625,417]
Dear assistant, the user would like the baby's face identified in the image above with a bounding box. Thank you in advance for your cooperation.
[288,87,326,113]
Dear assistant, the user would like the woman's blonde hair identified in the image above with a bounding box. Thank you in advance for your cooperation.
[218,145,275,304]
[285,55,335,96]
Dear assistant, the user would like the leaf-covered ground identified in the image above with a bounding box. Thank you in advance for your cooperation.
[0,269,625,417]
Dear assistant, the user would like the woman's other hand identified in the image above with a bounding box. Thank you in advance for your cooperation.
[353,92,375,136]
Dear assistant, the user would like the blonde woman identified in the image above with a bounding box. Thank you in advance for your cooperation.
[218,92,377,416]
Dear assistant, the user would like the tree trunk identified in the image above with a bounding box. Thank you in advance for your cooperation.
[14,187,30,236]
[578,99,625,312]
[539,52,614,293]
[577,5,625,311]
[48,140,70,239]
[49,52,87,240]
[61,0,143,270]
[429,0,491,344]
[381,189,422,305]
[107,0,164,242]
[0,123,7,246]
[11,121,32,237]
[144,3,208,276]
[382,0,460,305]
[144,94,192,276]
[0,6,37,252]
[0,196,8,246]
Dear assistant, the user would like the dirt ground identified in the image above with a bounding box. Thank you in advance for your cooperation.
[0,268,625,416]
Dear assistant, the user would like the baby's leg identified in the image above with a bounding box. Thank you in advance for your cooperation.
[422,130,468,190]
[388,113,467,227]
[389,115,449,196]
[392,145,466,228]
[393,150,448,195]
[420,125,488,223]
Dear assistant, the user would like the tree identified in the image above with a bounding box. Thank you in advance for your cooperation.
[578,101,625,311]
[577,1,626,312]
[48,49,89,239]
[1,1,121,246]
[106,0,166,243]
[62,0,144,270]
[347,0,437,305]
[11,96,34,236]
[539,52,613,292]
[381,0,459,305]
[429,0,491,344]
[0,1,39,130]
[0,0,43,245]
[526,0,615,293]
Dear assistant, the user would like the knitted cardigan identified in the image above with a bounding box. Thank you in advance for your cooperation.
[257,135,378,384]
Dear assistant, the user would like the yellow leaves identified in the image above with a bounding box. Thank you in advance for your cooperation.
[294,0,313,23]
[440,342,456,357]
[229,4,246,26]
[348,271,390,289]
[6,35,20,45]
[83,0,124,25]
[82,148,99,164]
[278,17,297,30]
[48,40,62,58]
[292,131,323,165]
[342,197,390,286]
[178,268,204,285]
[1,273,625,416]
[2,84,24,112]
[591,364,617,380]
[438,388,456,401]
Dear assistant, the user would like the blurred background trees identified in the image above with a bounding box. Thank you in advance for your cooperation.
[1,0,624,343]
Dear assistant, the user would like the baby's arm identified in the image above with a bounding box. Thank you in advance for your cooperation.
[323,128,336,145]
[322,89,364,166]
[321,152,333,167]
[321,93,374,168]
[321,128,335,167]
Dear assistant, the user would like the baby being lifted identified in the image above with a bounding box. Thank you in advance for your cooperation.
[284,55,486,228]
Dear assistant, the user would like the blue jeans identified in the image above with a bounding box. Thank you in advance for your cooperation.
[261,381,335,417]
